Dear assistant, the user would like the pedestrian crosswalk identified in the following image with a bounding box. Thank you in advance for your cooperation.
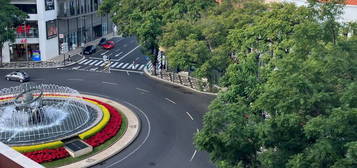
[59,58,147,72]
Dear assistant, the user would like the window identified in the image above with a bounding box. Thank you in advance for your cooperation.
[14,4,37,14]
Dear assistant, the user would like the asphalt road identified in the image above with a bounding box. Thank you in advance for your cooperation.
[0,37,216,168]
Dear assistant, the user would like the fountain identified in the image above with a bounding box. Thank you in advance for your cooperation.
[0,83,102,146]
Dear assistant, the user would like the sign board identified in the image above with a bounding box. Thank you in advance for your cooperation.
[45,0,55,10]
[59,34,64,39]
[46,20,57,39]
[32,50,41,61]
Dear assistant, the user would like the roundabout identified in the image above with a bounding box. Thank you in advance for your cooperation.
[0,65,216,168]
[0,83,140,167]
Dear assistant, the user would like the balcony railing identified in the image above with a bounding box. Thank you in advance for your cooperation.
[15,28,39,38]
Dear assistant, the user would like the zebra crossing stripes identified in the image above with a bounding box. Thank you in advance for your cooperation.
[94,61,103,66]
[111,62,119,67]
[89,60,99,66]
[82,60,93,65]
[121,63,129,69]
[138,64,145,70]
[78,59,88,64]
[116,63,124,68]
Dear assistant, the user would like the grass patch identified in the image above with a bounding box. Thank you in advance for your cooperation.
[42,113,128,168]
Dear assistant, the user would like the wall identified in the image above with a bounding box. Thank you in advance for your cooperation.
[36,0,59,61]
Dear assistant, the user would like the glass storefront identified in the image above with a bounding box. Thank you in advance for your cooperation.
[10,44,40,61]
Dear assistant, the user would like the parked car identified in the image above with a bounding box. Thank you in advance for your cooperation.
[101,41,115,49]
[98,38,107,46]
[82,45,96,55]
[5,71,30,83]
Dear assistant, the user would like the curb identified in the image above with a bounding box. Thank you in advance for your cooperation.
[59,94,140,168]
[0,55,85,70]
[143,66,218,96]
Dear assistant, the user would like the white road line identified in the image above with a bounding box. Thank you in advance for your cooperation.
[101,50,109,55]
[138,64,145,70]
[89,67,98,71]
[100,62,106,66]
[104,101,151,168]
[136,88,150,93]
[89,57,102,60]
[89,60,98,65]
[83,60,93,65]
[186,112,194,120]
[117,45,141,61]
[115,52,123,57]
[67,78,83,81]
[165,98,176,104]
[121,63,129,69]
[126,71,130,76]
[78,59,88,64]
[72,66,81,70]
[126,64,135,69]
[115,63,124,68]
[95,61,103,66]
[102,81,118,85]
[111,62,119,67]
[190,150,197,162]
[196,128,199,133]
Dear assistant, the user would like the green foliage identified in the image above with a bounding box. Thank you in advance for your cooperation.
[195,1,357,168]
[0,0,27,64]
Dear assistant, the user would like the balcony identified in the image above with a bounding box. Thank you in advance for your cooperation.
[15,28,39,38]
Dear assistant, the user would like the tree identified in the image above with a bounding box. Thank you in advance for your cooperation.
[0,0,27,66]
[195,1,357,168]
[100,0,214,74]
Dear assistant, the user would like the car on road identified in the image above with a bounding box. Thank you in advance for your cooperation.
[82,45,96,55]
[98,38,107,46]
[101,41,115,49]
[5,71,30,83]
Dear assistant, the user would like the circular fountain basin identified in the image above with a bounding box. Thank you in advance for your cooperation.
[0,83,104,146]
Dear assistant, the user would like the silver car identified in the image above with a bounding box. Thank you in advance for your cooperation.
[5,71,30,83]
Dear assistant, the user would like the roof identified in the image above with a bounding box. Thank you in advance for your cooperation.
[346,0,357,5]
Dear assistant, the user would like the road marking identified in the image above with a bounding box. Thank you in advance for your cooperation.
[115,63,124,68]
[138,64,145,70]
[136,88,150,93]
[94,61,103,66]
[102,81,118,85]
[104,101,151,168]
[100,62,106,66]
[121,63,129,69]
[186,112,194,120]
[115,52,123,57]
[127,64,135,69]
[89,60,98,65]
[72,66,81,70]
[165,98,176,104]
[117,45,141,61]
[67,78,83,81]
[196,128,199,133]
[190,150,197,162]
[78,59,88,64]
[110,62,119,67]
[89,67,98,71]
[82,60,93,65]
[101,51,109,55]
[126,71,130,76]
[135,57,140,61]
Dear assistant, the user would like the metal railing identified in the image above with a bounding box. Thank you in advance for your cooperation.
[147,62,220,93]
[0,57,74,69]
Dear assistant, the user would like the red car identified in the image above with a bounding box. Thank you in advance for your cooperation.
[101,41,115,49]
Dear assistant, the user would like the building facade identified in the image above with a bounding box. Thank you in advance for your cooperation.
[2,0,114,63]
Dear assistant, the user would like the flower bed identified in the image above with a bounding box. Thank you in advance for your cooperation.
[22,97,123,163]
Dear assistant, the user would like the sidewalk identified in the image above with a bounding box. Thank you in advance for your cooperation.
[0,33,117,69]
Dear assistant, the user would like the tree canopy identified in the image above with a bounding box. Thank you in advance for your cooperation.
[0,0,27,65]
